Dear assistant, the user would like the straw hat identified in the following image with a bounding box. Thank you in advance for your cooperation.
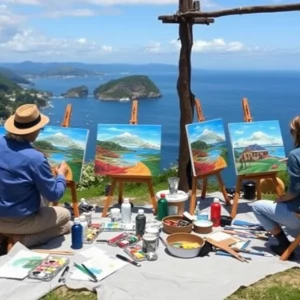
[5,104,49,135]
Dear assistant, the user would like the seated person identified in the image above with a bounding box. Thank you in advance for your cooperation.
[0,104,71,251]
[252,116,300,258]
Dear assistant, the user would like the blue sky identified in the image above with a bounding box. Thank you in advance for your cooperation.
[38,126,89,148]
[0,0,300,69]
[228,120,284,147]
[186,118,225,143]
[97,124,161,146]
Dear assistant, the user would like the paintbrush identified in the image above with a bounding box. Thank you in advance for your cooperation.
[33,249,74,255]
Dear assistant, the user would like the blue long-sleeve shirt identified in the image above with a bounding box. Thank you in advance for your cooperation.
[0,136,66,217]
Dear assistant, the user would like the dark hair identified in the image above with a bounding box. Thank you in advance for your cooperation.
[290,116,300,148]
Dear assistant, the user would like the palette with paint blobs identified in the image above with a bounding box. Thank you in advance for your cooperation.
[28,256,69,281]
[124,244,147,262]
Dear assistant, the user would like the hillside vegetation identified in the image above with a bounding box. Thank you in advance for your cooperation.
[94,75,161,100]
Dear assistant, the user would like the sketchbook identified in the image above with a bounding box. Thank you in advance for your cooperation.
[0,250,49,280]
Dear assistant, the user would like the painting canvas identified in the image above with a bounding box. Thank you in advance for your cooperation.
[33,126,89,182]
[186,119,228,176]
[228,120,286,175]
[95,124,162,176]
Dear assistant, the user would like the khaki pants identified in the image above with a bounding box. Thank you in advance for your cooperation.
[0,206,71,248]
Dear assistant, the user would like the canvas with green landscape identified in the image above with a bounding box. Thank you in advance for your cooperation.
[33,126,89,182]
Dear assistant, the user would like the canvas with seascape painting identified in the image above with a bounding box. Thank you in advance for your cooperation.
[95,124,162,176]
[186,119,229,176]
[228,120,287,175]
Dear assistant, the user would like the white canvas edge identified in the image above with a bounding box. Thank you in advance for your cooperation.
[185,123,197,177]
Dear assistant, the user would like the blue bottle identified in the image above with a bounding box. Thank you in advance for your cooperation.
[71,217,83,249]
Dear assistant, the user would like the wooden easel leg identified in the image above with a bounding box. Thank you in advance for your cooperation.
[190,177,197,214]
[146,178,157,214]
[70,182,79,218]
[271,175,283,197]
[231,175,243,219]
[216,172,231,205]
[256,179,262,200]
[201,177,207,199]
[102,178,117,217]
[118,181,124,205]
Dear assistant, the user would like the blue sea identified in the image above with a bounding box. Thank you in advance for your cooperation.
[34,69,300,186]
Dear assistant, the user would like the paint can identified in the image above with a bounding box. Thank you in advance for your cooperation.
[243,181,256,200]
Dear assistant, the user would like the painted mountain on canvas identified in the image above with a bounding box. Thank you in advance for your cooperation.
[186,119,228,176]
[95,124,162,176]
[33,126,89,182]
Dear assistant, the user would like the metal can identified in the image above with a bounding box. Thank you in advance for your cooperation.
[142,233,157,253]
[145,227,159,248]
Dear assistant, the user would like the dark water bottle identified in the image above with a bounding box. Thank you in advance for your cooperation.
[71,217,83,249]
[157,193,168,221]
[136,209,146,236]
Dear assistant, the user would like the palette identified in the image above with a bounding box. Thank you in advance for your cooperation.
[28,256,69,281]
[124,245,147,262]
[83,227,101,244]
[100,222,136,232]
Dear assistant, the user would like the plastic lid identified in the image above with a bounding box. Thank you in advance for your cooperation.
[213,198,220,203]
[79,215,86,221]
[143,233,157,241]
[160,193,166,198]
[138,209,144,215]
[123,198,130,204]
[74,217,80,224]
[197,200,200,204]
[146,227,159,234]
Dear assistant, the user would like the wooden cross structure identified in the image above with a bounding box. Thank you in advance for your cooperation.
[158,1,300,192]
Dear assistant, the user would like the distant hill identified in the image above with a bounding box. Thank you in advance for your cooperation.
[62,85,88,98]
[40,66,100,77]
[0,74,22,92]
[0,61,178,76]
[94,75,161,100]
[0,67,31,84]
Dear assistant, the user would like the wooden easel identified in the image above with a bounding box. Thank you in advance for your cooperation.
[189,99,231,214]
[101,100,157,217]
[230,98,283,218]
[53,104,79,217]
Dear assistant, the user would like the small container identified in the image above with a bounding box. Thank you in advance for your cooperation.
[79,215,88,240]
[83,212,92,226]
[136,209,146,236]
[71,217,83,249]
[142,233,157,253]
[157,193,168,221]
[145,227,159,248]
[110,208,121,222]
[121,198,132,223]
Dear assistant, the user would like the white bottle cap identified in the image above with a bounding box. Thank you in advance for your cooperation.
[79,215,86,222]
[213,198,220,203]
[124,198,130,204]
[138,209,144,215]
[74,217,80,224]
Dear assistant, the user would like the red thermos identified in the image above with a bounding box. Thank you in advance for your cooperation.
[210,198,221,227]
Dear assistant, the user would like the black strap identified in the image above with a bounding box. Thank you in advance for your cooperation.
[14,115,41,129]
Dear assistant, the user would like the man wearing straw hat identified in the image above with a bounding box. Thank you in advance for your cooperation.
[0,104,71,252]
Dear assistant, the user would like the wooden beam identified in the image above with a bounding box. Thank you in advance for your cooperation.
[158,3,300,21]
[180,3,300,18]
[159,16,214,24]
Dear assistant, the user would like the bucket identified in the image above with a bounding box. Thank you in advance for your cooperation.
[156,190,189,216]
[243,181,256,200]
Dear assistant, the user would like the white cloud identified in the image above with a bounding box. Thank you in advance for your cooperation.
[2,0,41,4]
[234,130,244,134]
[170,38,247,53]
[144,41,162,53]
[42,8,121,18]
[101,45,113,53]
[233,131,283,148]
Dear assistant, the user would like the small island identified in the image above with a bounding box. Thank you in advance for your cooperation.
[93,75,162,101]
[62,85,88,98]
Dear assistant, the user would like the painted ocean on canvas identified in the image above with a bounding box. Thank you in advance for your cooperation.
[186,119,228,176]
[33,126,89,182]
[228,120,286,175]
[95,124,162,176]
[0,127,5,136]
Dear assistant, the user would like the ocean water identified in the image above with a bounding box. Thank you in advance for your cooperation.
[34,69,300,186]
